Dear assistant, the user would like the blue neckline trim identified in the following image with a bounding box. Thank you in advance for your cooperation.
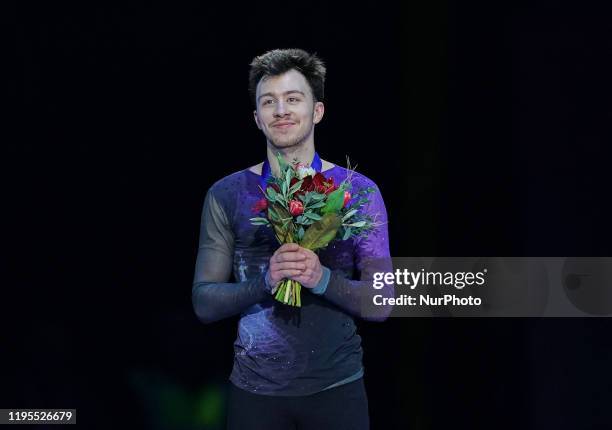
[259,152,322,191]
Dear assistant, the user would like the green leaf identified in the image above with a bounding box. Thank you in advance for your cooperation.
[303,212,322,221]
[285,168,292,189]
[342,209,358,221]
[267,205,280,222]
[351,198,371,208]
[321,188,345,214]
[288,179,303,195]
[269,203,294,244]
[307,201,326,209]
[250,217,270,226]
[354,187,374,198]
[302,193,313,205]
[297,226,305,241]
[342,226,352,240]
[345,221,366,228]
[276,153,290,173]
[276,203,292,219]
[310,193,326,201]
[266,187,277,200]
[300,213,342,250]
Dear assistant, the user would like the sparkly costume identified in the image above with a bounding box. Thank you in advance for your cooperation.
[192,159,392,396]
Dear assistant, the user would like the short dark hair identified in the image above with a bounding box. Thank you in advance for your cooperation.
[248,48,326,106]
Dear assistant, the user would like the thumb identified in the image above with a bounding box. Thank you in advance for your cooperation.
[280,243,300,252]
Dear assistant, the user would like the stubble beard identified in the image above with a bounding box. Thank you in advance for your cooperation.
[267,123,314,150]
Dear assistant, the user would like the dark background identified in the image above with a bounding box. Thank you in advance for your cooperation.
[6,1,612,429]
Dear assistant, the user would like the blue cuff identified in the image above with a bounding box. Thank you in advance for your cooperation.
[264,269,274,294]
[311,266,331,295]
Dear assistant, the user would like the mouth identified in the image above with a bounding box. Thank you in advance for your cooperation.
[272,122,296,129]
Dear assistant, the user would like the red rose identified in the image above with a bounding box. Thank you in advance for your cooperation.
[312,173,326,193]
[251,198,268,213]
[299,176,314,194]
[289,199,304,216]
[324,178,338,195]
[311,173,336,194]
[343,191,351,207]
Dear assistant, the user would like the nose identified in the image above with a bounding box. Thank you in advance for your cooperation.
[273,100,289,117]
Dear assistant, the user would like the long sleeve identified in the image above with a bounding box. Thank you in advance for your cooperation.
[192,188,270,324]
[318,184,395,321]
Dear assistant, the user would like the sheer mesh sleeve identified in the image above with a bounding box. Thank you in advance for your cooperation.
[192,188,269,324]
[320,184,395,321]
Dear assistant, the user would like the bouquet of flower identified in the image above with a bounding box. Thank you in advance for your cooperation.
[250,154,378,307]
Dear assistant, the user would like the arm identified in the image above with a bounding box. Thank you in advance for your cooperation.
[318,265,394,322]
[192,188,270,324]
[298,184,395,321]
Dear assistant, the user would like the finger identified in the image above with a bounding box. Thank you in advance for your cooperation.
[298,246,314,256]
[273,261,306,271]
[289,274,312,287]
[279,243,300,252]
[272,244,295,256]
[277,245,304,256]
[289,267,313,279]
[298,249,317,263]
[275,251,306,263]
[274,269,304,279]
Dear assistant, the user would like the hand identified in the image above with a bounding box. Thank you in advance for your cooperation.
[268,243,307,288]
[268,244,323,289]
[287,246,323,289]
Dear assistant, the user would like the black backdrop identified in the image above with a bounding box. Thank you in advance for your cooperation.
[6,1,612,429]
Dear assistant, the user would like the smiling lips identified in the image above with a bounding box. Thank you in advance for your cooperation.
[273,122,295,129]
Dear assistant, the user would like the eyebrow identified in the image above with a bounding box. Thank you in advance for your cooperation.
[257,90,306,101]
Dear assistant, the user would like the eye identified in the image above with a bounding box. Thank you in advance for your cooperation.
[262,99,275,105]
[288,97,300,102]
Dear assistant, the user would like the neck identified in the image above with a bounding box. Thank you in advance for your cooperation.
[266,142,315,177]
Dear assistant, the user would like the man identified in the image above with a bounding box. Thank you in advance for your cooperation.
[192,48,393,430]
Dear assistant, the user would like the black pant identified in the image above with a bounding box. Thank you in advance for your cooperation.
[226,378,370,430]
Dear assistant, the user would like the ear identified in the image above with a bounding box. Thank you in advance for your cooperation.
[313,101,325,124]
[253,109,262,130]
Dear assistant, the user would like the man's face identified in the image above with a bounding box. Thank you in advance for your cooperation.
[253,69,324,150]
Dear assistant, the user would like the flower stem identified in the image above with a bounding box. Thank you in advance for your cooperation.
[272,278,303,307]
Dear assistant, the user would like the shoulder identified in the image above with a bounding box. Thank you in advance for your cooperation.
[326,164,388,217]
[208,168,251,196]
[204,168,253,217]
[326,163,381,191]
